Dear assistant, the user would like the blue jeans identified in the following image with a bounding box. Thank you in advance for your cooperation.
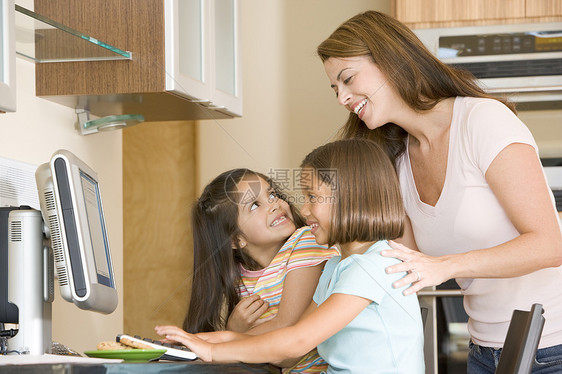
[468,341,562,374]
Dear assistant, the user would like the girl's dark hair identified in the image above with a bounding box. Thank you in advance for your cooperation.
[301,139,404,247]
[317,10,516,165]
[184,168,305,333]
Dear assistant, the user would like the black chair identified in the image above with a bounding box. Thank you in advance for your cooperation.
[495,303,545,374]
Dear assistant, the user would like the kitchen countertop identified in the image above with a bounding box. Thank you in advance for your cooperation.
[0,360,281,374]
[0,353,280,373]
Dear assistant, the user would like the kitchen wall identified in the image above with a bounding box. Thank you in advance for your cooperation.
[0,0,387,354]
[0,58,124,352]
[0,0,123,354]
[3,0,559,356]
[197,0,562,195]
[120,0,392,342]
[197,0,390,192]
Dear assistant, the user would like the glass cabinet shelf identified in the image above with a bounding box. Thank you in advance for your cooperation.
[15,5,131,63]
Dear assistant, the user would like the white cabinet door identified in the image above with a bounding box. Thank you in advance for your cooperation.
[0,0,16,112]
[165,0,212,104]
[165,0,242,117]
[210,0,242,116]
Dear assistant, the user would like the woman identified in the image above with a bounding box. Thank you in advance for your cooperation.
[317,10,562,373]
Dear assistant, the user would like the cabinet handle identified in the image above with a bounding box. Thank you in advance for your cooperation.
[207,104,226,110]
[194,100,226,110]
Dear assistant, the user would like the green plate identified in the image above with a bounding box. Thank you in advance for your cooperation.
[84,349,166,362]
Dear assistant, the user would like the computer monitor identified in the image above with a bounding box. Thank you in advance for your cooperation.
[0,150,117,355]
[35,149,118,314]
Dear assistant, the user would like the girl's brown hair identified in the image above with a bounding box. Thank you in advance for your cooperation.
[301,139,404,247]
[317,10,515,165]
[185,169,305,333]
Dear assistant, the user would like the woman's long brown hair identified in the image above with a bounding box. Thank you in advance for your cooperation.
[317,10,516,165]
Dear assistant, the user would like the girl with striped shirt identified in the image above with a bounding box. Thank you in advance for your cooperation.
[183,168,338,372]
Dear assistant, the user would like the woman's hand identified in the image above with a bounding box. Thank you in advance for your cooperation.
[226,294,272,332]
[155,325,214,361]
[381,240,453,295]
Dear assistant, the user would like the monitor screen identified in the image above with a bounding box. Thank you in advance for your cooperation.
[80,171,113,288]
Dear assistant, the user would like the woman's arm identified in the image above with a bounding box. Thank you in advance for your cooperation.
[156,293,371,363]
[384,143,562,294]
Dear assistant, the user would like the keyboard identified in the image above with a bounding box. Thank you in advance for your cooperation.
[117,334,197,361]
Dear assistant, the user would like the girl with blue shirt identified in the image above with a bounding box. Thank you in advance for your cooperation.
[156,139,425,373]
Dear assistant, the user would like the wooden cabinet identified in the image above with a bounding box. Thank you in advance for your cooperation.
[34,0,241,122]
[526,0,562,18]
[392,0,562,28]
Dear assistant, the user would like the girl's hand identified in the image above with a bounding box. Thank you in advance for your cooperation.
[226,294,272,332]
[155,325,213,361]
[381,240,452,295]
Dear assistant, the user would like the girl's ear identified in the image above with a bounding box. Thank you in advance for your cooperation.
[232,236,246,249]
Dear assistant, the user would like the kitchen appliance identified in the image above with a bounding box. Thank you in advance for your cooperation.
[543,159,562,214]
[414,22,562,109]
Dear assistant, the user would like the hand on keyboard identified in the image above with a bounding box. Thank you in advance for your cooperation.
[117,334,197,361]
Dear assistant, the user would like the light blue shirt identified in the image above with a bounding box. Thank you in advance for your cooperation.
[313,240,425,374]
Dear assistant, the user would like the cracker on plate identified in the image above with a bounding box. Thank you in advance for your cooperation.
[118,336,154,350]
[97,341,129,351]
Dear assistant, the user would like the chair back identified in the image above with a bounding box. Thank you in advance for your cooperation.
[495,303,545,374]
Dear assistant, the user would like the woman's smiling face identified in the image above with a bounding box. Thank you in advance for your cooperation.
[323,55,400,130]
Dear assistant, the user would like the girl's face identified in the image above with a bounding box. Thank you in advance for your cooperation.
[236,176,296,252]
[300,174,334,246]
[323,55,401,130]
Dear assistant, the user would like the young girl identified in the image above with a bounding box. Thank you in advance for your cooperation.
[156,140,425,374]
[185,168,338,372]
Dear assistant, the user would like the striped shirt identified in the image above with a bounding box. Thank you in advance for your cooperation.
[237,226,339,373]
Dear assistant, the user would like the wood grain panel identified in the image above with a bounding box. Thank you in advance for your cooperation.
[526,0,562,17]
[394,0,526,24]
[35,0,165,96]
[392,0,562,28]
[123,121,197,339]
[401,16,562,29]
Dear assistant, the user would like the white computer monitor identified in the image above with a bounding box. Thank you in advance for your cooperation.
[35,150,117,314]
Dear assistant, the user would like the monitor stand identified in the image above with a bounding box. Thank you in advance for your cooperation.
[4,209,53,355]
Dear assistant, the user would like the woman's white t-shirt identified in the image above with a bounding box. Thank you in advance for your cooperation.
[398,96,562,348]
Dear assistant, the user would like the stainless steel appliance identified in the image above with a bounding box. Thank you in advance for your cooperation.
[543,160,562,214]
[414,22,562,109]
